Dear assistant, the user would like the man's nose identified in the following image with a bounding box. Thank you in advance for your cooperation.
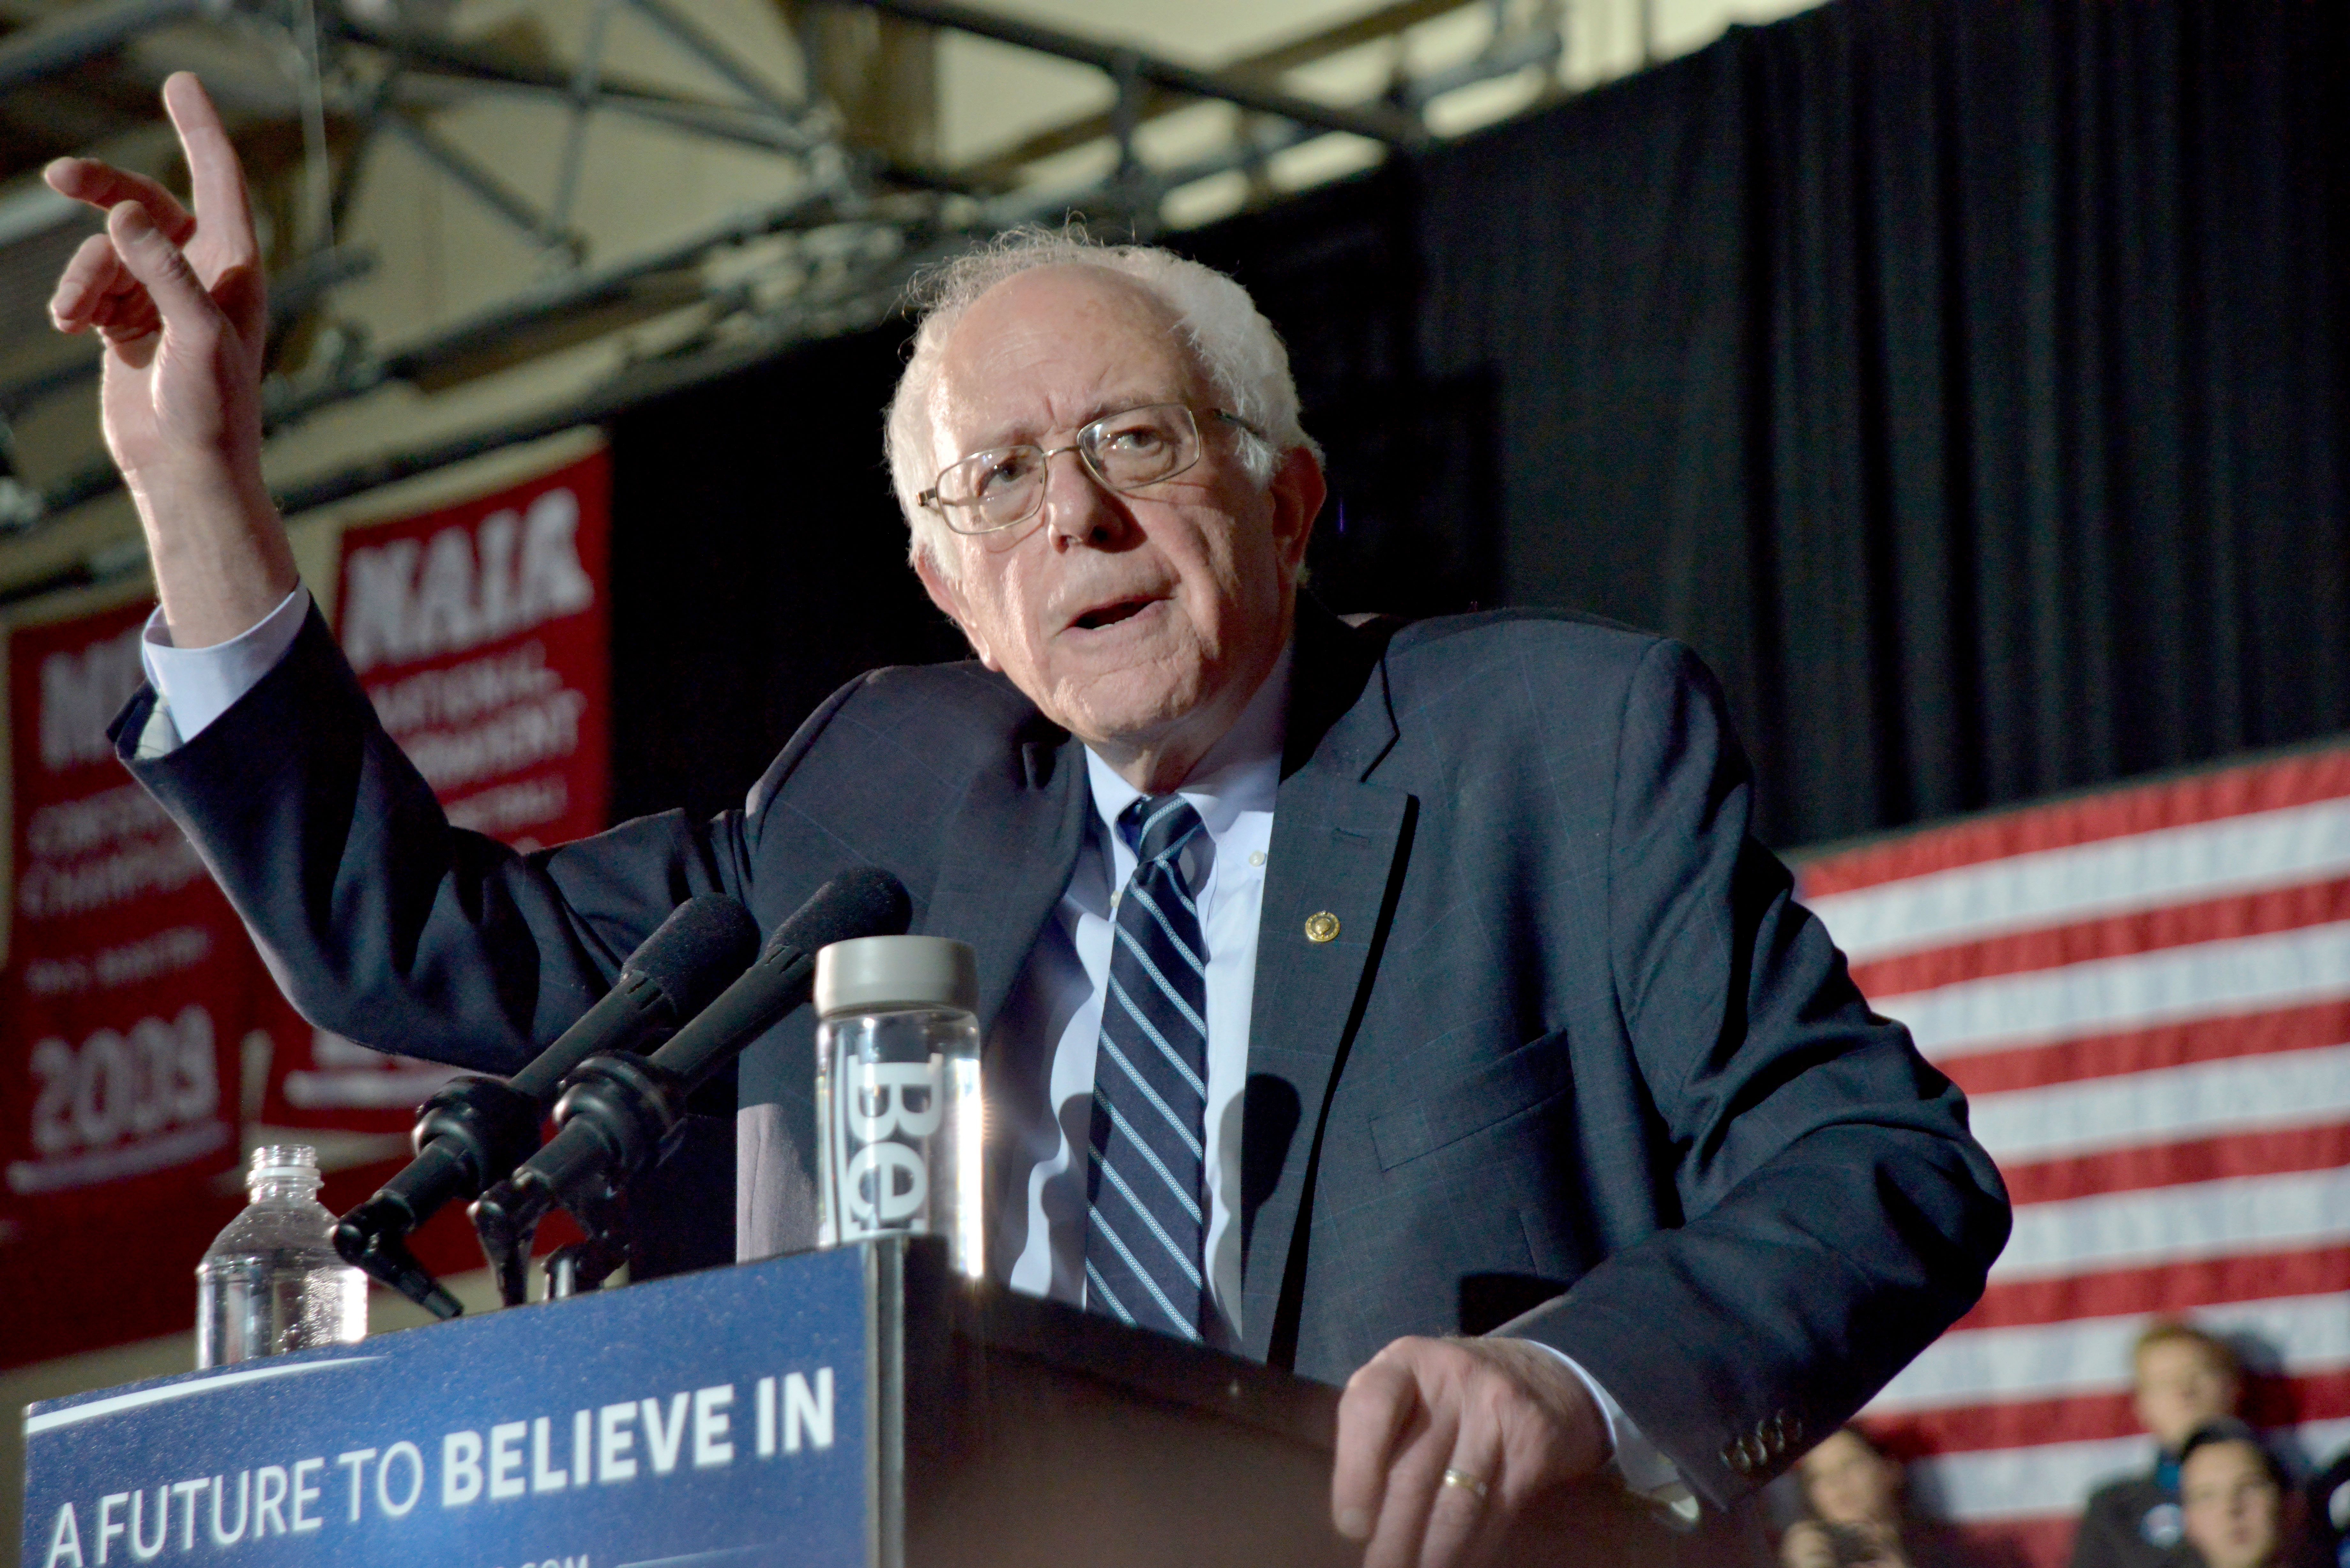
[1039,447,1127,548]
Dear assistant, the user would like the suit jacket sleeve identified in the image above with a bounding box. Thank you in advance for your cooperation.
[1505,637,2011,1507]
[111,605,756,1069]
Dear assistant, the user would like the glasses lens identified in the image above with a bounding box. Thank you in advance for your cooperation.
[1084,405,1198,490]
[939,446,1046,531]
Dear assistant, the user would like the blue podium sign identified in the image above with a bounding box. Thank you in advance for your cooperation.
[22,1243,895,1568]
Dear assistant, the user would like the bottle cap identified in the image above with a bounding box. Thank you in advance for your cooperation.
[815,935,978,1019]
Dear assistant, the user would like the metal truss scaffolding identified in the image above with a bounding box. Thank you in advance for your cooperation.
[0,0,1580,577]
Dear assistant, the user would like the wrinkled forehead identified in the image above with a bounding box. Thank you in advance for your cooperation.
[926,265,1208,456]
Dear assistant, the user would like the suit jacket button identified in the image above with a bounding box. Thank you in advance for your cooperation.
[1304,911,1341,943]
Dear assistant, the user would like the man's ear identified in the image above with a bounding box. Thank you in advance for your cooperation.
[1267,446,1326,581]
[913,545,999,669]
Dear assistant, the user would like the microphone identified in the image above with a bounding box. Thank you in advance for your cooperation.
[651,865,912,1089]
[334,894,762,1316]
[471,867,911,1295]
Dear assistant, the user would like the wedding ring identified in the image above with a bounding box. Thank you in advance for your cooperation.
[1440,1467,1490,1502]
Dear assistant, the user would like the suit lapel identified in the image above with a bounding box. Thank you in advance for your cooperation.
[1239,603,1414,1363]
[921,723,1090,1031]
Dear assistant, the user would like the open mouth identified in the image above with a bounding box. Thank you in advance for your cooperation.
[1071,597,1157,631]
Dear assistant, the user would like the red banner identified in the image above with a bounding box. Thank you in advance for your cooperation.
[0,449,613,1366]
[0,596,267,1362]
[259,447,613,1129]
[2,599,248,1215]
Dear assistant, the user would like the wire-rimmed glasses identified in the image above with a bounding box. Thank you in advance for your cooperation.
[917,403,1261,535]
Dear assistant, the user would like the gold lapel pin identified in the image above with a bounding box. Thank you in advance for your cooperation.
[1304,911,1341,944]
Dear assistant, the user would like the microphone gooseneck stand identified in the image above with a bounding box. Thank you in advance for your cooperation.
[474,1052,694,1303]
[472,866,912,1306]
[330,894,763,1315]
[337,1078,541,1318]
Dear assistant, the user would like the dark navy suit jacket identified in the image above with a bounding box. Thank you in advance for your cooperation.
[118,594,2009,1529]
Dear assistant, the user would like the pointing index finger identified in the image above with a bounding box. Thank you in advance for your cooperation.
[162,72,256,265]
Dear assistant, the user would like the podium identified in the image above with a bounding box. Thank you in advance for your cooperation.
[20,1239,1350,1568]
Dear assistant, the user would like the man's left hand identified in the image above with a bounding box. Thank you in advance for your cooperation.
[1332,1335,1610,1568]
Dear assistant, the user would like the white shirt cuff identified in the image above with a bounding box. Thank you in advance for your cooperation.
[140,585,313,746]
[1522,1341,1701,1524]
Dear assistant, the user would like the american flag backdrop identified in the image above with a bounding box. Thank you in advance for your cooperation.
[1794,742,2350,1568]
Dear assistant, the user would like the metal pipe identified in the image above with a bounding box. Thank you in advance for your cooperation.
[550,0,621,232]
[330,17,806,142]
[618,0,820,143]
[380,111,585,258]
[991,31,1551,230]
[330,24,967,190]
[256,183,857,430]
[1397,26,1561,111]
[834,0,1428,150]
[963,0,1476,182]
[290,0,335,249]
[385,70,795,151]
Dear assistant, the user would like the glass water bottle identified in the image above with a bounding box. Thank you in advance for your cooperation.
[814,935,984,1278]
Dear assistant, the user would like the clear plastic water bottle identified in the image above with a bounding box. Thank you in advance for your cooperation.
[814,936,984,1278]
[197,1145,368,1368]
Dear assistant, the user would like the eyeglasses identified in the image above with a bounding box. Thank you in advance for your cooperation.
[918,403,1262,535]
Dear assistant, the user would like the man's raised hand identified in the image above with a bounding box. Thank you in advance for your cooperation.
[45,70,297,647]
[1332,1334,1610,1568]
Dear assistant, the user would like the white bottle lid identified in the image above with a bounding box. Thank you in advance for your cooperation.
[815,935,978,1019]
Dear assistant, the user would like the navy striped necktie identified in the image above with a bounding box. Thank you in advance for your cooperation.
[1085,793,1212,1341]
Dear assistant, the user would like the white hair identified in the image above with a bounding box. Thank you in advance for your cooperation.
[883,226,1321,578]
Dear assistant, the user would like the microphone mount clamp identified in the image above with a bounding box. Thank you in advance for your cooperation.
[469,1051,693,1306]
[333,1075,541,1318]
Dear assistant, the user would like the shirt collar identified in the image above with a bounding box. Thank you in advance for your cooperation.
[1082,639,1291,845]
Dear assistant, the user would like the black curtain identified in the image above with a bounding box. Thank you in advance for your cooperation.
[610,0,2350,851]
[1407,0,2349,845]
[608,328,965,827]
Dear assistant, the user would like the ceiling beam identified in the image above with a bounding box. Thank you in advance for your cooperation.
[831,0,1429,150]
[962,0,1477,182]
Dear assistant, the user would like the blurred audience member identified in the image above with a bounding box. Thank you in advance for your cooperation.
[1781,1427,1968,1568]
[2301,1442,2348,1568]
[2072,1321,2245,1568]
[2177,1419,2300,1568]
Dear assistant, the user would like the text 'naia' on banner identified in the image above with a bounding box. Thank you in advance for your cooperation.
[257,445,615,1131]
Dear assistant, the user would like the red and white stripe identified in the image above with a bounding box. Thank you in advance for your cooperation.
[1797,745,2350,1568]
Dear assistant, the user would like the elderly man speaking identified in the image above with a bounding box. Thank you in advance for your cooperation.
[48,74,2007,1568]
